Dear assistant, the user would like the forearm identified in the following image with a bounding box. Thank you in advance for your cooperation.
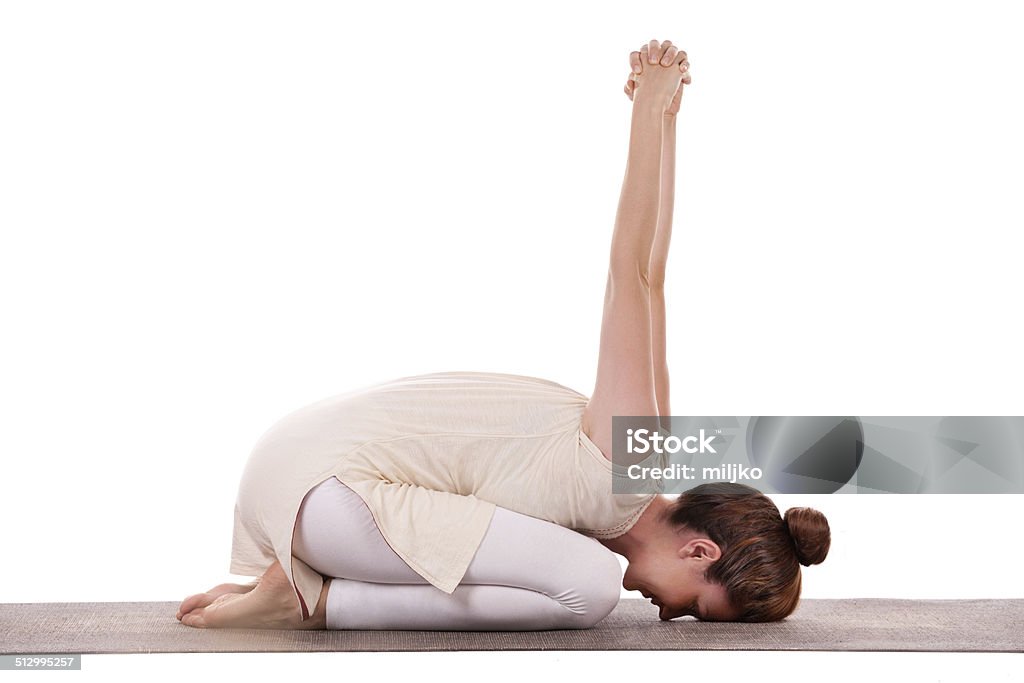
[651,115,676,425]
[608,94,664,280]
[649,114,676,286]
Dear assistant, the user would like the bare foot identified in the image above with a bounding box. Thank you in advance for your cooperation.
[177,579,260,621]
[179,559,326,630]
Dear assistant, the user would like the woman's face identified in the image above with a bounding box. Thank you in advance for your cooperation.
[621,533,741,622]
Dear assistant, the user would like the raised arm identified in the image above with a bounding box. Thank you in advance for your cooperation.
[606,86,664,280]
[581,40,689,463]
[628,49,689,431]
[650,108,678,428]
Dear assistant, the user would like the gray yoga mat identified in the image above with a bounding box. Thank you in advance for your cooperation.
[1,598,1021,654]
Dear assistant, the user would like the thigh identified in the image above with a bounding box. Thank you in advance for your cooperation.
[463,505,624,605]
[293,476,622,609]
[292,476,425,583]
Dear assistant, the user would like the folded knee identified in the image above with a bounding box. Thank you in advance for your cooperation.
[582,548,623,626]
[551,542,622,628]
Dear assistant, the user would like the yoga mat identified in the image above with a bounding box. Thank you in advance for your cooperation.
[1,598,1021,654]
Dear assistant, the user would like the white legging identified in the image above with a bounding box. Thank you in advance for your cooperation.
[292,477,623,630]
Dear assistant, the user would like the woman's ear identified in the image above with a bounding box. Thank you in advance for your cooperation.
[678,538,722,562]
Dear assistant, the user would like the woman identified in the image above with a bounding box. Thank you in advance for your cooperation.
[176,39,830,631]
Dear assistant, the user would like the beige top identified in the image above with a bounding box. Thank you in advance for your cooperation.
[228,370,660,620]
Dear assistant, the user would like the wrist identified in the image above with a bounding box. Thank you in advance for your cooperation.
[632,91,666,116]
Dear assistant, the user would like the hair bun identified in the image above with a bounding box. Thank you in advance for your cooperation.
[783,507,831,566]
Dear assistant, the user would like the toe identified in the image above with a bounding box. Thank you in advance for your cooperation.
[176,592,212,620]
[181,610,205,628]
[184,593,238,629]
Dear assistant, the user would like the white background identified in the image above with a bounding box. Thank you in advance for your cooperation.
[1,0,1021,679]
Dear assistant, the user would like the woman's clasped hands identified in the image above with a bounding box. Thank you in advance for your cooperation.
[624,39,691,115]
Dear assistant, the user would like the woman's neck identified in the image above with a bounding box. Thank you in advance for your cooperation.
[599,495,673,559]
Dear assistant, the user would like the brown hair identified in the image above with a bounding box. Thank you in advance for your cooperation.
[660,482,830,622]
